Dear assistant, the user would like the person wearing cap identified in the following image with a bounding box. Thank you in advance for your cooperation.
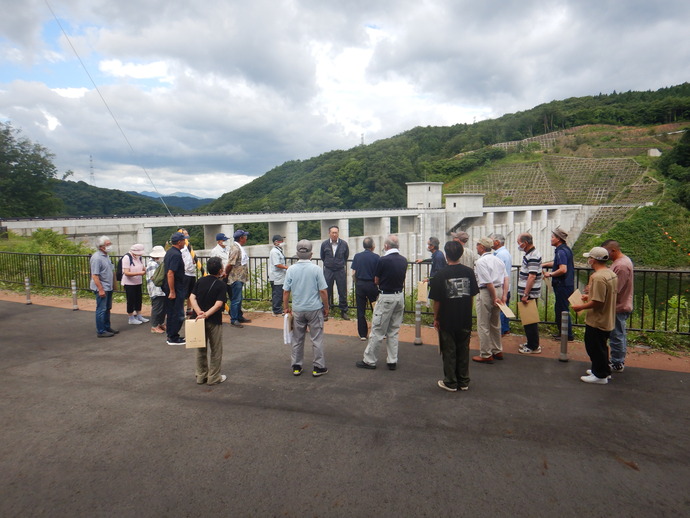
[226,229,251,328]
[210,233,230,270]
[163,231,188,345]
[90,235,118,338]
[121,243,150,326]
[601,240,633,373]
[282,240,329,377]
[351,237,380,340]
[491,233,513,336]
[452,231,478,269]
[320,226,350,320]
[356,235,408,371]
[429,240,479,392]
[472,237,510,364]
[516,233,543,354]
[543,227,575,341]
[146,245,168,334]
[268,235,289,316]
[572,247,618,385]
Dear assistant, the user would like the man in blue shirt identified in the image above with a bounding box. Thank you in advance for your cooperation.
[283,240,330,377]
[491,234,513,336]
[543,227,575,341]
[415,236,447,280]
[90,235,117,338]
[351,237,380,341]
[356,235,408,370]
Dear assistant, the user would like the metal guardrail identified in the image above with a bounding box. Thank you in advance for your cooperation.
[1,251,688,335]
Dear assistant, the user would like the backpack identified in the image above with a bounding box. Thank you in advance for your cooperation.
[116,253,133,282]
[152,261,166,288]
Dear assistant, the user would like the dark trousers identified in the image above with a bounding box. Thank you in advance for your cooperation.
[270,281,284,315]
[584,325,611,379]
[500,291,511,334]
[524,322,540,350]
[124,284,143,314]
[165,290,185,340]
[355,280,379,338]
[438,328,471,389]
[324,268,348,313]
[553,283,574,339]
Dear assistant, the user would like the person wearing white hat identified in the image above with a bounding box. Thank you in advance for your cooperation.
[122,243,149,325]
[572,247,618,385]
[146,245,167,333]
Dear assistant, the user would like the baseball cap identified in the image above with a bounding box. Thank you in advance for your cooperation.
[233,229,249,239]
[583,247,609,261]
[272,234,285,243]
[296,239,313,259]
[170,232,186,244]
[477,237,493,250]
[215,233,229,241]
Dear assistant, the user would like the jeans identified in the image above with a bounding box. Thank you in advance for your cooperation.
[94,290,113,334]
[609,312,630,366]
[553,283,574,339]
[270,281,284,315]
[229,281,245,323]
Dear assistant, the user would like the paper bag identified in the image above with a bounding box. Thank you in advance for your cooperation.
[519,299,540,325]
[185,318,206,348]
[497,301,516,319]
[417,281,428,303]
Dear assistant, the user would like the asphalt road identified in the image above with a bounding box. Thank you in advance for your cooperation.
[1,300,689,517]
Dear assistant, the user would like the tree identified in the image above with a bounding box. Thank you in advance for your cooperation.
[0,122,63,218]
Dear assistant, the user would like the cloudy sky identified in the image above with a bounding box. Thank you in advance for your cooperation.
[1,0,689,199]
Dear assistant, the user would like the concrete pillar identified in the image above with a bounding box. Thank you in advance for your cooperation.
[137,227,153,252]
[363,217,390,237]
[269,221,298,260]
[203,224,233,249]
[398,215,418,234]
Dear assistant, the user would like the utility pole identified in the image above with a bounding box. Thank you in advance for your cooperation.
[89,155,95,185]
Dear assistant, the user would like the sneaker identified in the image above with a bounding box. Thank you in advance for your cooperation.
[518,344,541,354]
[587,369,612,380]
[611,363,625,373]
[292,365,303,376]
[105,328,119,334]
[459,386,469,391]
[97,331,114,338]
[230,322,244,328]
[135,314,149,323]
[356,360,376,369]
[151,326,165,334]
[580,373,608,385]
[238,318,252,323]
[341,313,351,321]
[166,337,186,345]
[360,336,367,341]
[128,316,143,325]
[312,366,328,377]
[387,363,397,371]
[437,380,457,392]
[209,374,227,385]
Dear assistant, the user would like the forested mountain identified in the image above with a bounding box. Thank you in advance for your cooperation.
[49,179,183,216]
[202,83,690,213]
[130,191,215,211]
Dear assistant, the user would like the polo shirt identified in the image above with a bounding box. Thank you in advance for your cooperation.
[376,249,407,293]
[283,260,328,312]
[517,246,542,299]
[585,268,618,331]
[351,249,380,282]
[552,243,574,289]
[89,250,114,291]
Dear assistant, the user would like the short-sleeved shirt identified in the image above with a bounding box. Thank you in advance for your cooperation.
[475,252,507,288]
[552,244,574,289]
[283,260,328,312]
[429,264,479,332]
[163,246,185,294]
[376,250,408,293]
[611,255,634,313]
[227,242,249,283]
[192,276,227,325]
[121,254,145,286]
[145,259,165,298]
[585,268,618,331]
[351,249,380,282]
[268,245,287,284]
[89,250,114,291]
[517,246,542,299]
[210,244,229,269]
[493,246,513,290]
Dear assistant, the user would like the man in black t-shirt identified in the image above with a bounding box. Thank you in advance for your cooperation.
[429,240,479,392]
[190,257,228,386]
[164,232,188,345]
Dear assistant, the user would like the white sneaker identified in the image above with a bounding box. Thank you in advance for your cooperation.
[128,316,142,325]
[135,314,149,323]
[580,373,608,385]
[518,344,541,354]
[586,369,612,380]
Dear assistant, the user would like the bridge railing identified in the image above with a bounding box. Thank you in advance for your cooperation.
[1,251,688,335]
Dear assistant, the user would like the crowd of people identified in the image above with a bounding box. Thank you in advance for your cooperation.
[89,225,634,389]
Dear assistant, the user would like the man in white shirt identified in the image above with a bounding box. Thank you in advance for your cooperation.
[473,237,509,364]
[209,233,230,270]
[269,235,289,316]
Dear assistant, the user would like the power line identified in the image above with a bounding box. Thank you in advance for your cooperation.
[44,0,177,226]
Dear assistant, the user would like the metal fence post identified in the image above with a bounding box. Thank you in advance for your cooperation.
[559,310,569,362]
[24,276,32,305]
[71,280,79,311]
[414,300,423,345]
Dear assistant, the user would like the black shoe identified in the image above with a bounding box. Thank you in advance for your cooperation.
[230,322,244,328]
[166,337,186,345]
[106,328,119,334]
[356,360,376,369]
[341,313,351,321]
[312,366,328,377]
[238,318,252,323]
[387,363,397,371]
[292,364,303,376]
[97,331,114,338]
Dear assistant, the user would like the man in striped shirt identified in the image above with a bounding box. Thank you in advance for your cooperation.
[516,233,543,354]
